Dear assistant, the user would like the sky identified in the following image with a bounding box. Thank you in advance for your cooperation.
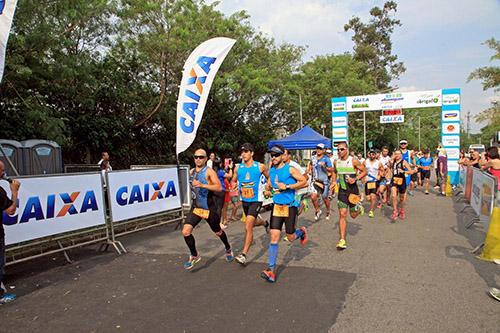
[208,0,500,133]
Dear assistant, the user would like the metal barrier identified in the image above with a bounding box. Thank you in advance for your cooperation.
[3,166,186,265]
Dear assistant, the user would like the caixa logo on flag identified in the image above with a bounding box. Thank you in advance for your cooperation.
[3,191,99,225]
[176,37,236,156]
[116,181,177,206]
[0,0,5,15]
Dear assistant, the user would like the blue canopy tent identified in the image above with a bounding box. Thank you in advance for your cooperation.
[267,125,332,150]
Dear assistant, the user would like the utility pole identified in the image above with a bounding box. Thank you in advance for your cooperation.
[418,116,421,150]
[467,111,471,139]
[299,94,303,129]
[397,127,400,146]
[363,111,367,158]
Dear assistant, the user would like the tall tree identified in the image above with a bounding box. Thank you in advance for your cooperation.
[344,1,405,90]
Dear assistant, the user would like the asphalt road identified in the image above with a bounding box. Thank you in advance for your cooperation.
[1,186,499,332]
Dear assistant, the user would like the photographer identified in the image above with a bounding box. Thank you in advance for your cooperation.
[0,161,20,304]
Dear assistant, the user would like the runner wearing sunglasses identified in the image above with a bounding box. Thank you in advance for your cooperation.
[182,149,234,270]
[232,143,270,266]
[331,142,367,250]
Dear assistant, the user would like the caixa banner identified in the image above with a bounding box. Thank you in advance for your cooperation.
[106,167,181,223]
[1,174,106,245]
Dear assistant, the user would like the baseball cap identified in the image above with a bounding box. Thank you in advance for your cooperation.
[268,145,284,155]
[316,143,326,149]
[369,149,376,154]
[326,149,332,154]
[399,140,408,145]
[240,143,254,152]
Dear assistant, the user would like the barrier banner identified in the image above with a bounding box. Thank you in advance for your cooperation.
[106,168,181,223]
[1,174,106,246]
[470,168,496,230]
[464,167,473,202]
[176,37,236,156]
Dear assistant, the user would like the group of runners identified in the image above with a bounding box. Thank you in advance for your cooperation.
[182,139,438,283]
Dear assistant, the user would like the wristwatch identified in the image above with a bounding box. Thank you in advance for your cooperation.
[286,184,291,190]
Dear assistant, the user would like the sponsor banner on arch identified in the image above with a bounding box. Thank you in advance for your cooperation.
[442,122,460,135]
[1,174,106,246]
[106,168,181,223]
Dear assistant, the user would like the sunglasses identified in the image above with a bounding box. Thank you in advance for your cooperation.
[338,148,346,151]
[194,155,206,159]
[270,152,282,158]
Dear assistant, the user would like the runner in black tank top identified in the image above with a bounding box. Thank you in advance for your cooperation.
[389,149,415,222]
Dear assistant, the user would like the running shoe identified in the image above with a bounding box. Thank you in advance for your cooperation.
[299,226,308,246]
[424,190,429,195]
[325,213,330,220]
[283,235,291,242]
[303,200,310,212]
[260,269,276,283]
[391,210,398,222]
[220,222,228,230]
[399,208,405,220]
[183,255,201,270]
[225,249,234,262]
[408,190,414,197]
[356,204,365,216]
[314,209,322,221]
[368,210,375,218]
[263,220,270,234]
[336,239,347,250]
[0,293,16,304]
[235,253,247,266]
[377,202,382,209]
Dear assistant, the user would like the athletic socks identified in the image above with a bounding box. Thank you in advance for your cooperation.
[294,228,304,240]
[268,243,279,269]
[184,235,198,257]
[218,230,231,251]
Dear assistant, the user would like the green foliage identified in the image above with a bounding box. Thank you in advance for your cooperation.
[344,1,405,90]
[468,38,500,91]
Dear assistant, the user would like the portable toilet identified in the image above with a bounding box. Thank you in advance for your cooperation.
[0,139,25,176]
[21,140,63,175]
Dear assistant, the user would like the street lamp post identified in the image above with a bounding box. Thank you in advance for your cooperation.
[321,123,326,136]
[363,111,367,158]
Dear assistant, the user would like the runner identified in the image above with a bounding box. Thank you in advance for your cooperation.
[232,143,270,266]
[332,142,367,250]
[363,150,384,218]
[409,151,420,194]
[390,149,415,221]
[399,140,413,196]
[326,149,336,199]
[378,146,392,208]
[307,143,333,221]
[282,148,309,216]
[260,145,307,283]
[182,149,234,270]
[418,149,433,194]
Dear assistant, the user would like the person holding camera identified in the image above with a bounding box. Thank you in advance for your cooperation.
[0,161,20,304]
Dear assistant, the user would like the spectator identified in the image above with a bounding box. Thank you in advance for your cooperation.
[437,150,448,196]
[98,152,112,171]
[0,161,20,304]
[481,147,500,190]
[207,152,216,169]
[468,150,481,168]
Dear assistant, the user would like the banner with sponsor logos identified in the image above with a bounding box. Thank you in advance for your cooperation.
[176,37,236,156]
[441,88,461,184]
[345,90,442,112]
[331,97,348,157]
[1,174,106,246]
[380,115,405,124]
[470,168,497,230]
[106,168,181,223]
[0,0,18,82]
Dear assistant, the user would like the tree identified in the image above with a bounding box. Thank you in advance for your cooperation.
[344,1,405,90]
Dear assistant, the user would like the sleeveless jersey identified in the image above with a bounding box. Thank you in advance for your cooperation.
[191,166,210,209]
[336,156,357,191]
[392,160,406,179]
[238,161,261,202]
[364,159,381,182]
[269,164,296,205]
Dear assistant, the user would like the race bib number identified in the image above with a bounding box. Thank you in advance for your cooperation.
[393,177,404,186]
[367,182,376,190]
[193,208,210,219]
[273,204,289,217]
[241,187,254,199]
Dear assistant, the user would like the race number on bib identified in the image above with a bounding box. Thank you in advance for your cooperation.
[367,182,376,190]
[273,204,289,217]
[393,177,404,186]
[241,187,254,199]
[193,208,210,219]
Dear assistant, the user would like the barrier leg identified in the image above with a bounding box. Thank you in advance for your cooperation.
[465,217,480,229]
[57,240,73,264]
[471,243,484,254]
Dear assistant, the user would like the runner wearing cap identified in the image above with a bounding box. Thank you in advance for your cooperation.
[182,149,234,270]
[399,140,413,195]
[418,149,433,194]
[326,148,337,199]
[331,142,367,250]
[307,143,333,221]
[232,143,270,266]
[260,144,308,283]
[363,150,384,218]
